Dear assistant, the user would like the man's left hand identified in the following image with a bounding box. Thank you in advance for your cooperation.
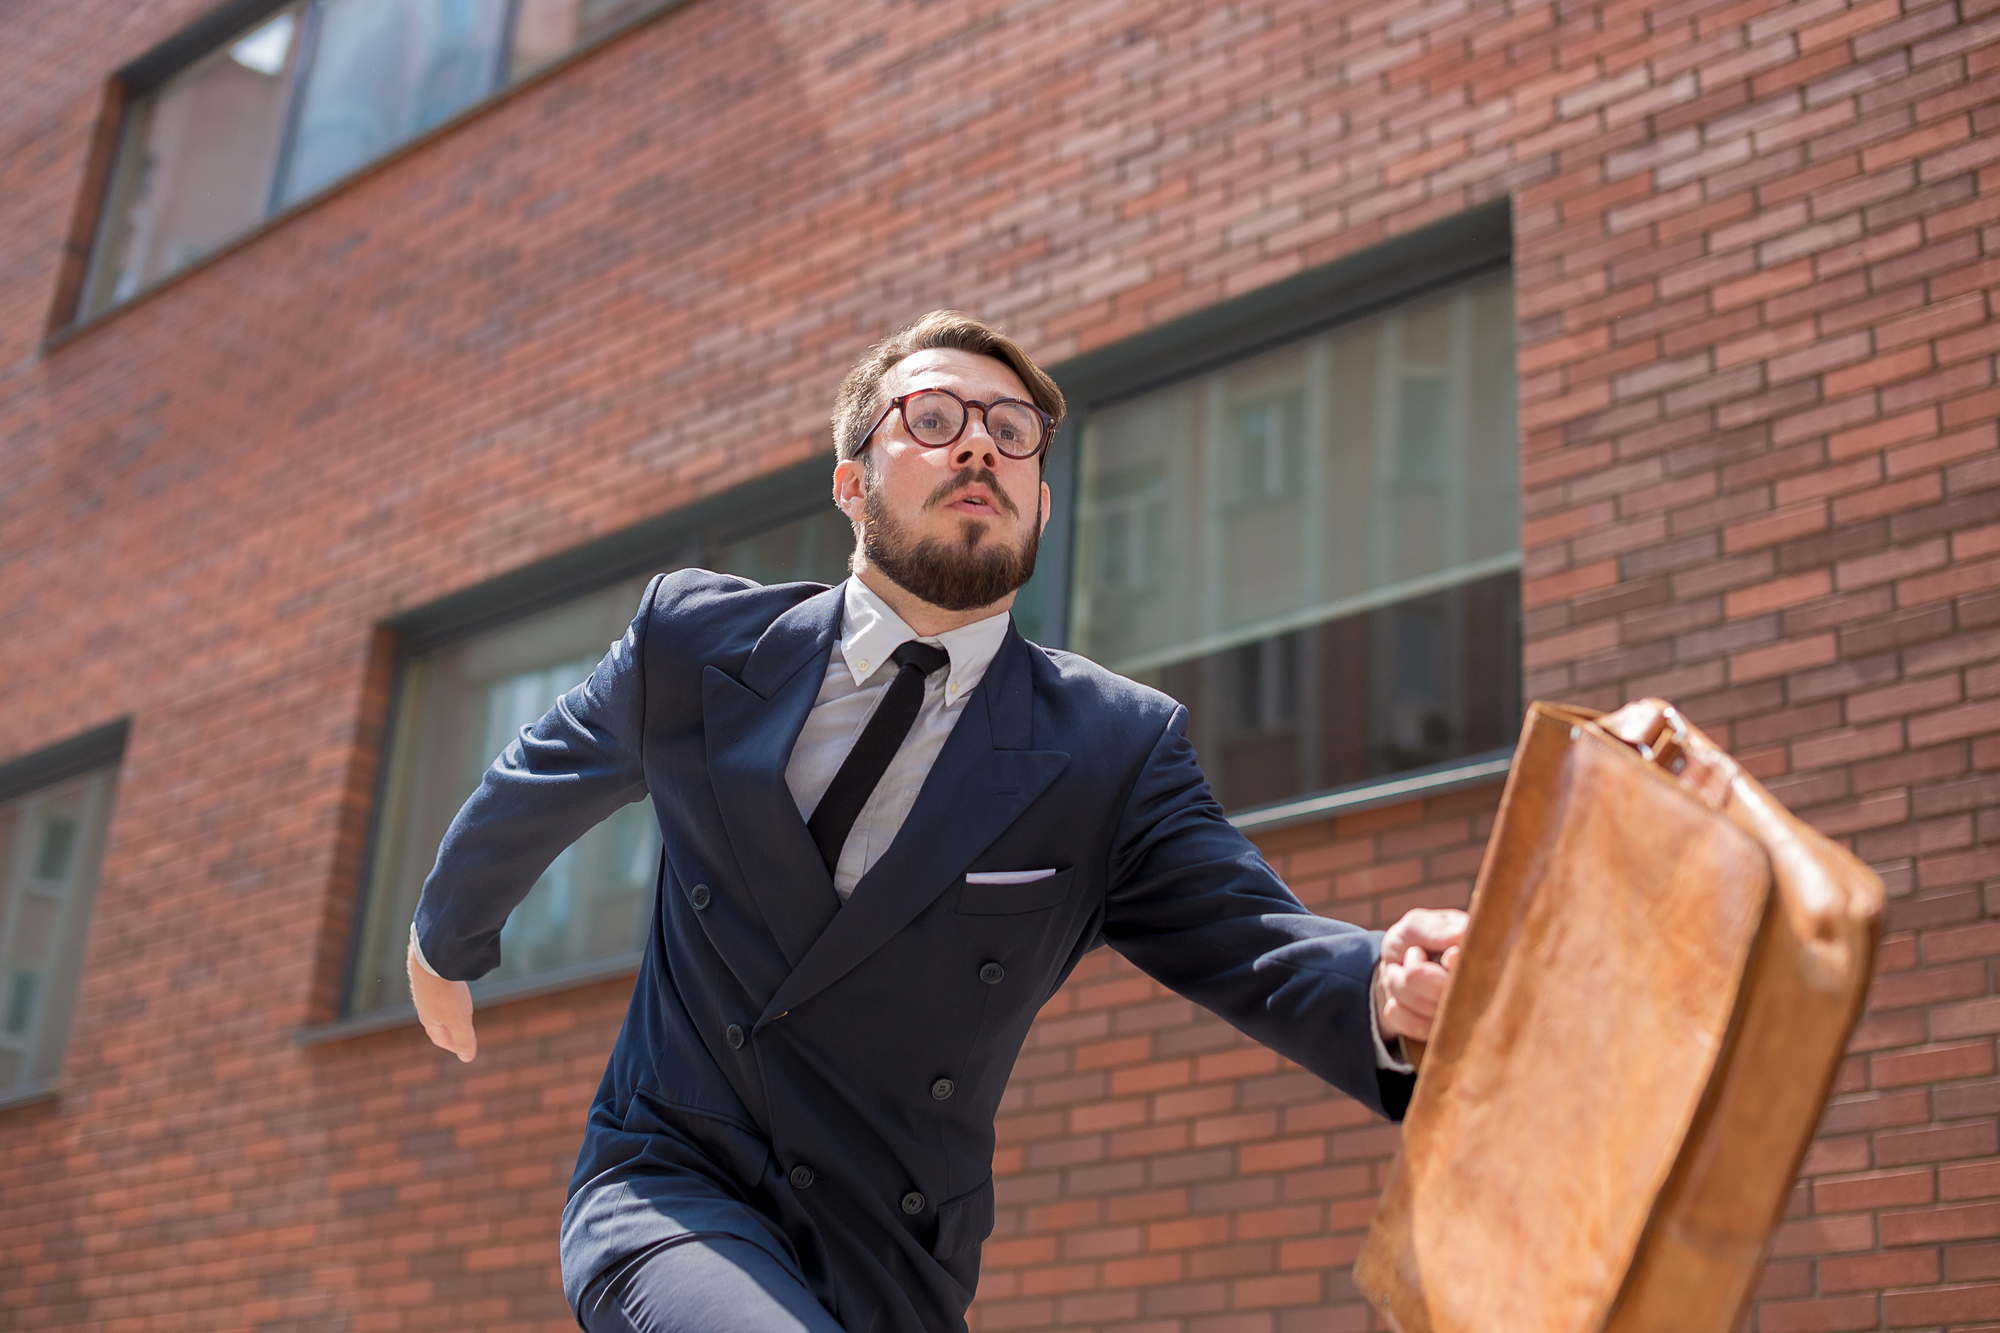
[1374,907,1469,1044]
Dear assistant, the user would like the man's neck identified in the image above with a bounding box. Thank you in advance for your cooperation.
[851,562,1014,638]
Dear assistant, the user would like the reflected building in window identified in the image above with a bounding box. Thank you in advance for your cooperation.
[349,575,657,1015]
[86,5,309,310]
[345,505,853,1016]
[275,0,511,207]
[0,764,119,1097]
[80,0,689,320]
[1069,272,1521,811]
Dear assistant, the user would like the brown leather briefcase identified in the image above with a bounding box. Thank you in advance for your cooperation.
[1354,699,1886,1333]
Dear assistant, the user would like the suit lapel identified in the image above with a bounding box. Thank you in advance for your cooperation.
[759,628,1069,1024]
[703,585,844,969]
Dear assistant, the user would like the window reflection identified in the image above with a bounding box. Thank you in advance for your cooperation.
[509,0,662,75]
[350,576,657,1014]
[712,508,855,588]
[1151,574,1520,809]
[1070,271,1522,810]
[0,768,118,1093]
[83,5,306,315]
[82,0,684,319]
[276,0,510,207]
[348,506,856,1016]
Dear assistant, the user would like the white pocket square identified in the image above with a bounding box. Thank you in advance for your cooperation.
[964,868,1057,884]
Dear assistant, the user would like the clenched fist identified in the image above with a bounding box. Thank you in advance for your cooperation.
[1372,907,1468,1045]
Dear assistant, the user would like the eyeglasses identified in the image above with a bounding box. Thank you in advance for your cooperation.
[866,387,1053,460]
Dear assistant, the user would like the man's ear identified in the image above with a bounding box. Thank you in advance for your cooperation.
[833,457,867,521]
[1038,480,1051,533]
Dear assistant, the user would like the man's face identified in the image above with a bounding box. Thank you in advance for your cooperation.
[834,348,1052,612]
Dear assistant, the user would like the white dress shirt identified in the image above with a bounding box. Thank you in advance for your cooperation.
[784,578,1010,899]
[413,575,1408,1070]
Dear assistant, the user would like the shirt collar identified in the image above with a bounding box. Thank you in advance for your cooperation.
[839,577,1011,705]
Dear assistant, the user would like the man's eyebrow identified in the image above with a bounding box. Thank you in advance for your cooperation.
[909,381,1028,398]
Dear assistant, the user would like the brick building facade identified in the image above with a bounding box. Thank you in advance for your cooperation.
[1,0,1996,1329]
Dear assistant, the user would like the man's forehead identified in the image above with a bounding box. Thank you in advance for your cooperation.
[886,348,1029,398]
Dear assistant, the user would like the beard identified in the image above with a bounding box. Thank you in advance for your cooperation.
[861,466,1040,612]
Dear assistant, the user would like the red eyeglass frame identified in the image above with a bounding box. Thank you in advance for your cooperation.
[864,387,1053,461]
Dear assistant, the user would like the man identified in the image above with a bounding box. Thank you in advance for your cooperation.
[408,312,1466,1333]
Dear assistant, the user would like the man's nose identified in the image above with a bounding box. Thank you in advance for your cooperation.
[951,416,1000,469]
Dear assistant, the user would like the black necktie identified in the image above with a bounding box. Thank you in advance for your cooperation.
[807,640,952,875]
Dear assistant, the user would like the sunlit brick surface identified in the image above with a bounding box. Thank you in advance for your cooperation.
[975,793,1497,1332]
[1,0,1995,1329]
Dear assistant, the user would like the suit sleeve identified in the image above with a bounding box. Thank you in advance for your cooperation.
[411,575,659,981]
[1101,704,1415,1120]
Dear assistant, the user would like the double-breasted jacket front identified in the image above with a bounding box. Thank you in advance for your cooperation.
[415,570,1411,1333]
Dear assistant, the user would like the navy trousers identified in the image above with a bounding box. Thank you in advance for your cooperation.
[577,1234,848,1333]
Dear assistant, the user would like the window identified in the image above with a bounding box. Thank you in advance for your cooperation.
[345,504,852,1015]
[0,749,121,1100]
[1052,265,1521,812]
[80,0,681,320]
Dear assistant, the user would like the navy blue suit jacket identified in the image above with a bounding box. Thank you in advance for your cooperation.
[415,570,1413,1332]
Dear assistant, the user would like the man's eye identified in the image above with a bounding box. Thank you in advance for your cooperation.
[913,412,945,430]
[995,424,1024,443]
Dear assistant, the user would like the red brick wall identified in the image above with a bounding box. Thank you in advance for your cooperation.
[0,0,1995,1330]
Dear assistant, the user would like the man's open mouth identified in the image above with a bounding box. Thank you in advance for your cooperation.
[924,468,1019,518]
[939,487,1007,517]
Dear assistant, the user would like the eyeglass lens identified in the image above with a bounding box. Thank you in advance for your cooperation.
[905,389,1045,457]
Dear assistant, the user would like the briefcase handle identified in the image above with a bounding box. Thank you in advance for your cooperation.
[1586,698,1739,813]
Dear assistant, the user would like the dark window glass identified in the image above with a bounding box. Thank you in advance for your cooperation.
[712,509,854,588]
[1067,271,1521,811]
[1150,573,1521,810]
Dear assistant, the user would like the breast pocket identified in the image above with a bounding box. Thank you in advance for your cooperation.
[956,867,1074,915]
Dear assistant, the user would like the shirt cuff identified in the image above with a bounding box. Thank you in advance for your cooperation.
[409,922,446,979]
[1369,962,1416,1074]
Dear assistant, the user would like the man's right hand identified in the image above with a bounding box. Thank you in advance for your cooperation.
[409,935,478,1062]
[1373,907,1468,1046]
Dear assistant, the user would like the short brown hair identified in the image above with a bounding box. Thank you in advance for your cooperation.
[830,311,1066,469]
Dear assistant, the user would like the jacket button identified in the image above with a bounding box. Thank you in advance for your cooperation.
[979,962,1005,985]
[930,1077,955,1100]
[690,884,711,910]
[901,1191,926,1214]
[725,1024,744,1049]
[790,1164,814,1189]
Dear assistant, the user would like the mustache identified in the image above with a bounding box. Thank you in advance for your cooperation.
[924,467,1020,518]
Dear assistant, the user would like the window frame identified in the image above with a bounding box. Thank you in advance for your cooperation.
[0,721,129,1111]
[1039,202,1520,832]
[55,0,697,337]
[317,460,842,1037]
